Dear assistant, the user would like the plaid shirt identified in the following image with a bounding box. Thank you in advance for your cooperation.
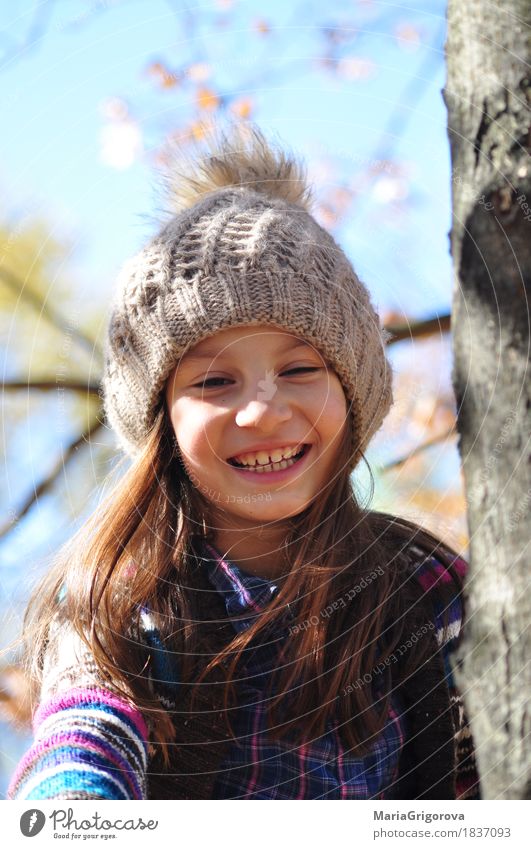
[188,542,406,799]
[9,542,465,801]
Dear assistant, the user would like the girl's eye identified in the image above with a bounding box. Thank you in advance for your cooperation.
[281,367,320,376]
[193,377,232,388]
[192,367,320,389]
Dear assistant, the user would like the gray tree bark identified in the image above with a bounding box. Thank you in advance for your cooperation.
[444,0,531,799]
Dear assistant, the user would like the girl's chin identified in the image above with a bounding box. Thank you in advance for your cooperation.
[214,496,311,520]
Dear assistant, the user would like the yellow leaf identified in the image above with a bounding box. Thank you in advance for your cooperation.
[196,87,220,111]
[145,61,179,89]
[254,19,271,35]
[161,71,179,89]
[230,97,253,118]
[0,665,32,729]
[146,61,165,77]
[189,121,211,141]
[315,204,338,229]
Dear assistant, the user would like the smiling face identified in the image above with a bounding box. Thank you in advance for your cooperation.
[164,324,349,531]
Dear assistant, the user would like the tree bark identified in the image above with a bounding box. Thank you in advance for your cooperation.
[444,0,531,798]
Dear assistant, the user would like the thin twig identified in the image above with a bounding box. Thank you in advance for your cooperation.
[0,0,55,69]
[379,425,457,472]
[385,313,451,345]
[3,380,101,396]
[0,418,105,540]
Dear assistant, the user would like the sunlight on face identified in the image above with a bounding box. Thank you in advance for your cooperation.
[164,324,349,530]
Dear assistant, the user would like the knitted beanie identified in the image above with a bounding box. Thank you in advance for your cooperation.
[102,124,393,471]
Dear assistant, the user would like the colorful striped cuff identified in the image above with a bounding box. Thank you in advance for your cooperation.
[8,687,148,801]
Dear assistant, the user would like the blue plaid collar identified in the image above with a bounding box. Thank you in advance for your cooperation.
[199,541,282,634]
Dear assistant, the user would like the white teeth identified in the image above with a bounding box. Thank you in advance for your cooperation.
[234,451,305,473]
[232,444,302,466]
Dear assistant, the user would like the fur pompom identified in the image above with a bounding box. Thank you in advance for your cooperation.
[158,122,314,213]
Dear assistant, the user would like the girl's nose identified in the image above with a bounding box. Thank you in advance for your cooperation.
[235,396,292,430]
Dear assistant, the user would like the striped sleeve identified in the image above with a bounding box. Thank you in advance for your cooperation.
[412,550,481,800]
[7,687,148,800]
[7,609,150,801]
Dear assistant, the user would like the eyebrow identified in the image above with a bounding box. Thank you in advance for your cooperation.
[181,338,312,364]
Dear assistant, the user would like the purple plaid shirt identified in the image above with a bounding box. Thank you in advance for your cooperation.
[9,542,464,800]
[189,542,406,799]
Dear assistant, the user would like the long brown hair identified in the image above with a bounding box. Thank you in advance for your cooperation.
[19,402,463,766]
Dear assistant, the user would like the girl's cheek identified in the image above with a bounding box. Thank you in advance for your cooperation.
[311,382,348,420]
[175,403,218,444]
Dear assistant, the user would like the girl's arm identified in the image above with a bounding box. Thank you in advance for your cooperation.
[7,619,149,801]
[7,687,148,800]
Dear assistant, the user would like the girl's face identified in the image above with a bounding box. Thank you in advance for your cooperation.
[164,324,348,528]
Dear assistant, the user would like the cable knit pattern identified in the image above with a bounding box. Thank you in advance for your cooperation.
[102,187,393,469]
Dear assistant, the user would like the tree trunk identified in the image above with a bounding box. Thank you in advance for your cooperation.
[444,0,531,799]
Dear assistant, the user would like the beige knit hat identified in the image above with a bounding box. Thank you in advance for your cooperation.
[102,124,393,471]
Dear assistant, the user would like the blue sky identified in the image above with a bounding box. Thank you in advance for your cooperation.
[0,0,460,792]
[1,0,452,314]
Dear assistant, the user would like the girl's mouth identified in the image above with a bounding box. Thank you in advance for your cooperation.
[226,443,312,477]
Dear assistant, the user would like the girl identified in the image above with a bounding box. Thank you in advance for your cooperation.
[8,124,480,801]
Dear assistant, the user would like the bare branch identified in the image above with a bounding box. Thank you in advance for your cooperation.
[0,0,55,69]
[0,417,105,541]
[385,313,451,345]
[379,425,457,472]
[3,380,101,396]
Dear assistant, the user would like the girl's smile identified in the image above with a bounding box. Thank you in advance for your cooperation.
[164,323,348,525]
[226,441,313,478]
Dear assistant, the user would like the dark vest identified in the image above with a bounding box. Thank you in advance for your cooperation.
[147,551,461,800]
